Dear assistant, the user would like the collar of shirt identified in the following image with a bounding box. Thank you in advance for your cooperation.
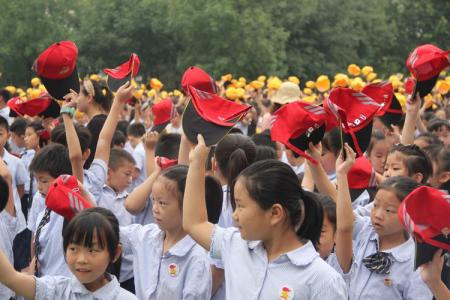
[70,273,121,299]
[369,231,414,263]
[103,184,128,199]
[164,234,197,257]
[247,240,318,266]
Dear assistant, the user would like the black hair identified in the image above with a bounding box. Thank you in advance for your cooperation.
[112,130,126,148]
[127,122,146,138]
[0,116,9,131]
[81,79,113,112]
[0,89,12,103]
[238,159,323,249]
[270,102,282,114]
[251,132,277,150]
[0,176,8,213]
[427,119,450,132]
[415,132,443,148]
[108,148,136,170]
[322,128,341,157]
[26,121,49,149]
[29,144,72,178]
[63,207,120,265]
[10,117,29,136]
[318,194,336,231]
[50,124,92,153]
[155,133,181,159]
[366,130,386,156]
[116,120,130,138]
[215,134,256,210]
[434,146,450,175]
[389,144,432,184]
[377,176,421,202]
[254,145,277,161]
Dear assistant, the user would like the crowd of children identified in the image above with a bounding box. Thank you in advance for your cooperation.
[0,40,449,300]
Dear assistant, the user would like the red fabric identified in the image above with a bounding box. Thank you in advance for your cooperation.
[104,53,140,79]
[7,92,54,117]
[157,157,178,170]
[362,82,401,116]
[34,41,78,80]
[347,156,377,189]
[406,44,450,81]
[404,77,416,95]
[181,66,219,94]
[152,98,175,126]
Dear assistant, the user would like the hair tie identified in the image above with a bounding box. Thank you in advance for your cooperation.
[83,79,95,97]
[102,88,107,96]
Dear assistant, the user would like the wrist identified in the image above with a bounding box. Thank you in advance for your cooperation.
[60,106,76,118]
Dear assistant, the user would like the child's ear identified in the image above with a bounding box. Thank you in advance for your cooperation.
[112,244,123,263]
[82,149,91,161]
[438,172,450,184]
[269,203,284,226]
[412,172,424,184]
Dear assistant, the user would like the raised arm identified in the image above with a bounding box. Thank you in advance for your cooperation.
[420,249,450,300]
[335,143,356,273]
[0,248,35,299]
[178,132,193,166]
[124,165,160,215]
[143,131,159,177]
[182,134,214,251]
[401,94,421,145]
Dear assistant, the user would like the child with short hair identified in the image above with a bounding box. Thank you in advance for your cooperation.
[9,117,28,155]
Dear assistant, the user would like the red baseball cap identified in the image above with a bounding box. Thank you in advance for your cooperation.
[151,98,176,133]
[398,186,450,268]
[404,77,415,95]
[406,44,450,97]
[104,53,140,92]
[182,86,251,145]
[33,41,80,100]
[45,175,93,220]
[347,156,377,189]
[156,156,178,170]
[271,101,327,164]
[324,88,382,156]
[181,66,219,95]
[7,92,60,118]
[362,81,403,127]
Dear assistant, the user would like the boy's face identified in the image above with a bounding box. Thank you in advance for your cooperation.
[0,127,10,151]
[34,171,55,197]
[10,132,26,148]
[107,161,135,192]
[127,135,142,149]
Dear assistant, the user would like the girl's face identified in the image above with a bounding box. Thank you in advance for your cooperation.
[370,189,404,239]
[66,230,113,291]
[319,214,335,259]
[232,178,272,241]
[24,127,39,150]
[383,151,408,180]
[321,147,337,175]
[368,140,390,174]
[152,177,183,232]
[76,89,90,113]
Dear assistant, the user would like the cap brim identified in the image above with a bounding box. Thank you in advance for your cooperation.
[182,101,233,146]
[41,100,61,119]
[415,241,439,270]
[151,122,170,134]
[289,124,326,158]
[380,112,403,127]
[344,121,373,155]
[416,75,439,97]
[40,66,80,100]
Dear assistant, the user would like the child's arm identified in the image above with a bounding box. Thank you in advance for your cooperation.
[61,93,84,182]
[0,158,15,217]
[401,94,421,145]
[182,134,214,251]
[306,142,338,201]
[95,82,135,165]
[420,249,450,300]
[335,143,356,273]
[143,131,159,177]
[301,163,314,191]
[178,133,194,166]
[124,165,161,214]
[0,248,35,299]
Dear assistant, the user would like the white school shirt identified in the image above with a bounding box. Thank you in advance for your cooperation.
[2,149,27,232]
[165,123,183,135]
[83,159,108,201]
[130,142,146,190]
[217,185,234,228]
[333,214,432,300]
[0,107,12,125]
[352,189,371,209]
[0,211,18,299]
[97,185,134,282]
[210,226,348,299]
[20,149,35,194]
[34,210,71,277]
[27,192,46,232]
[34,274,137,300]
[120,224,212,300]
[354,202,374,217]
[280,150,305,175]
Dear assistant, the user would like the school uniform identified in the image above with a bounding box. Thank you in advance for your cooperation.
[83,159,108,201]
[0,107,13,125]
[280,150,305,175]
[354,202,374,217]
[0,210,18,299]
[352,189,371,209]
[217,185,234,228]
[21,149,35,195]
[132,197,155,225]
[35,273,137,300]
[120,224,212,300]
[130,142,146,190]
[27,192,46,232]
[210,226,348,299]
[331,214,432,299]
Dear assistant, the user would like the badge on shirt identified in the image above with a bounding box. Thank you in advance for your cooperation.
[383,278,393,286]
[279,286,294,300]
[168,263,178,277]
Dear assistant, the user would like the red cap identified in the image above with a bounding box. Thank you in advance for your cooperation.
[405,77,416,95]
[324,88,382,156]
[181,66,219,94]
[104,53,140,79]
[271,101,328,164]
[34,41,80,100]
[45,175,93,220]
[156,156,178,170]
[151,98,176,133]
[347,156,377,189]
[406,44,450,81]
[7,92,60,118]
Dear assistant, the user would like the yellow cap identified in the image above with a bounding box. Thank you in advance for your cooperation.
[350,77,365,91]
[333,73,350,88]
[173,89,182,97]
[362,66,373,77]
[366,73,377,82]
[31,77,41,87]
[395,93,406,108]
[147,89,156,97]
[389,75,401,90]
[236,87,245,99]
[257,75,266,82]
[74,110,85,120]
[221,74,233,82]
[150,78,163,91]
[29,89,41,99]
[16,88,24,95]
[38,84,46,92]
[436,80,450,95]
[267,77,282,90]
[316,75,330,92]
[250,80,264,89]
[89,74,100,82]
[160,91,168,99]
[288,76,300,85]
[235,80,245,88]
[134,89,143,100]
[5,85,16,95]
[305,80,315,89]
[303,88,312,95]
[226,87,238,100]
[238,77,246,83]
[302,94,317,103]
[347,64,361,76]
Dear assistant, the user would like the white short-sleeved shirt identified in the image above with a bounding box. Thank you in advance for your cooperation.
[352,189,371,209]
[334,214,433,299]
[0,211,18,299]
[120,224,212,300]
[165,123,183,135]
[20,149,35,194]
[210,226,348,299]
[2,149,27,232]
[27,192,46,232]
[83,159,108,201]
[34,210,71,277]
[280,150,305,175]
[130,143,146,190]
[354,202,374,217]
[217,185,234,228]
[0,107,12,125]
[35,274,137,300]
